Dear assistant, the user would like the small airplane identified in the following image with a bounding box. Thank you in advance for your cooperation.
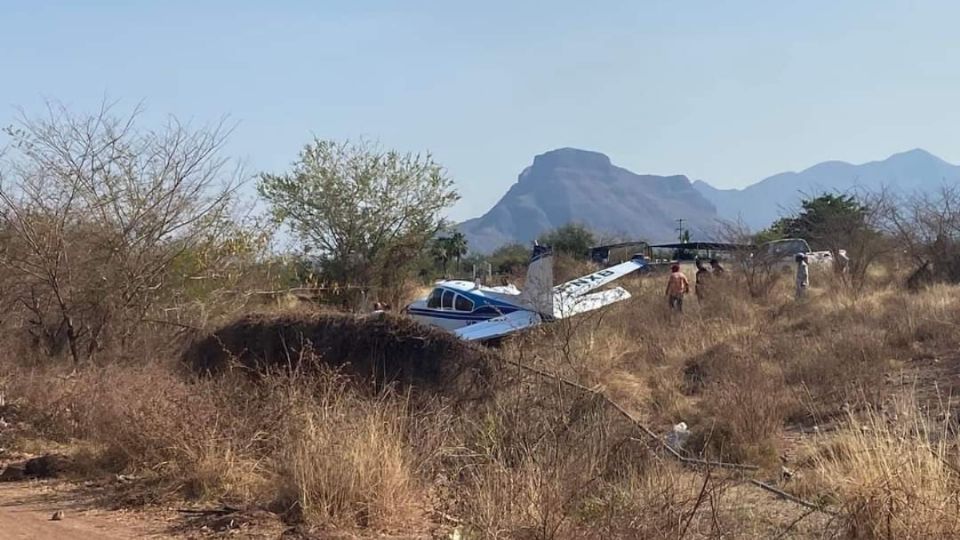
[404,243,647,342]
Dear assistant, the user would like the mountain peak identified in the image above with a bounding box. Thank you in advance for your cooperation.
[892,147,934,158]
[461,149,717,252]
[531,148,612,172]
[884,148,946,166]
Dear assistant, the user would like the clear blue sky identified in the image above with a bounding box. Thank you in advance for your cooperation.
[3,1,959,221]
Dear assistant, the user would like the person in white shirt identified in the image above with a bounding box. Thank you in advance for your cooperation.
[795,253,809,299]
[836,249,850,275]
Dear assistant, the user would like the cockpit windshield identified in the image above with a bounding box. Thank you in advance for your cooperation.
[441,290,454,309]
[425,288,476,312]
[455,295,474,312]
[426,288,443,308]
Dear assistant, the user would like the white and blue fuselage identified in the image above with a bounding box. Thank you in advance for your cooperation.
[404,280,528,332]
[404,246,647,341]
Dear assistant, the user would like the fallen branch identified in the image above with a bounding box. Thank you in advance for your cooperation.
[749,479,836,515]
[679,453,759,472]
[142,318,203,331]
[176,505,241,516]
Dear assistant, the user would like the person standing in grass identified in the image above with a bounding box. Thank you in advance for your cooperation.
[694,258,710,303]
[666,264,690,311]
[795,253,809,299]
[835,249,850,275]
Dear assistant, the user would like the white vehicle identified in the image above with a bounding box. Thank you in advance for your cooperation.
[404,244,646,342]
[754,238,836,272]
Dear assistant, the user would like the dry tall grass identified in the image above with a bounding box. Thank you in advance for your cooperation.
[0,361,434,531]
[3,264,960,537]
[798,394,960,538]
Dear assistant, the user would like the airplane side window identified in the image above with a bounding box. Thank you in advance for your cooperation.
[455,294,474,312]
[441,290,454,310]
[427,288,443,308]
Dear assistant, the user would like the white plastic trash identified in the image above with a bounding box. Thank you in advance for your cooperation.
[667,422,690,451]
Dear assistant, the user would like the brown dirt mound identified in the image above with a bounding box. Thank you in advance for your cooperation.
[183,311,498,398]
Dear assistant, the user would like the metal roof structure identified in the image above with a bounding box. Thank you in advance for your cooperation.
[647,241,753,251]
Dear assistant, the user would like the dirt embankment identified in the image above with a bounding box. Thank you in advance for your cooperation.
[183,311,501,399]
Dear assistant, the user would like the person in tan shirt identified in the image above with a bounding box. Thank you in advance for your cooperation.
[666,264,690,311]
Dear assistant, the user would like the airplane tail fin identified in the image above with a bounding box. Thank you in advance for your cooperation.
[519,243,555,316]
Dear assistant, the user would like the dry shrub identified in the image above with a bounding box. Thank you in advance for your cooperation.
[1,354,437,531]
[696,272,766,323]
[455,374,654,539]
[803,397,960,538]
[460,461,716,540]
[85,367,273,500]
[734,258,785,299]
[5,362,271,500]
[575,465,724,539]
[776,325,890,420]
[460,459,583,539]
[686,341,789,466]
[272,376,425,529]
[880,284,960,351]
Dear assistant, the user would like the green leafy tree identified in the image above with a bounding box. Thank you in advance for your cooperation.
[537,223,596,259]
[752,221,787,245]
[489,243,530,274]
[258,140,458,290]
[772,193,868,252]
[765,192,890,291]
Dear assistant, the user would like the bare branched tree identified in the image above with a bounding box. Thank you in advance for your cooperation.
[831,189,894,293]
[0,101,241,363]
[884,185,960,289]
[716,219,781,299]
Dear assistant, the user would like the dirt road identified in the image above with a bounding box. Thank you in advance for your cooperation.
[0,481,173,539]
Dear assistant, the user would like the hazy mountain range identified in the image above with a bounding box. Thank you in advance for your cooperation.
[460,147,960,253]
[693,148,960,230]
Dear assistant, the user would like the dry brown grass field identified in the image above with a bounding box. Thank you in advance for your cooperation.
[2,262,960,539]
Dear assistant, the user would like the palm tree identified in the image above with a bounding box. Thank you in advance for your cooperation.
[448,232,468,272]
[431,238,451,274]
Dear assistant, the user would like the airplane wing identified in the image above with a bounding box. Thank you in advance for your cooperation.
[453,310,542,341]
[553,258,646,300]
[553,287,631,318]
